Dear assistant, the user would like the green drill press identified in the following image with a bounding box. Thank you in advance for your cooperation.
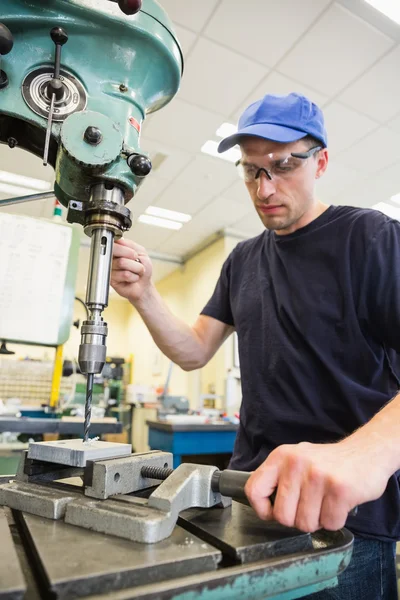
[0,0,182,440]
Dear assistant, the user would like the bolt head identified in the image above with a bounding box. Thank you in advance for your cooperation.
[84,126,102,146]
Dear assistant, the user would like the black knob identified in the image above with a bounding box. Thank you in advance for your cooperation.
[127,153,152,177]
[50,27,68,46]
[47,77,64,100]
[118,0,142,15]
[84,126,103,145]
[0,23,13,90]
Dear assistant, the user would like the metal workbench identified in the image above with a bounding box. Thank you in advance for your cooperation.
[0,417,122,435]
[0,499,353,600]
[147,420,238,468]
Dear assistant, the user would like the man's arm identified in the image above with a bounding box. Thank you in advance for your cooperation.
[245,394,399,533]
[111,238,234,370]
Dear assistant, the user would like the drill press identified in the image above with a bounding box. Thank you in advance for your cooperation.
[0,0,183,440]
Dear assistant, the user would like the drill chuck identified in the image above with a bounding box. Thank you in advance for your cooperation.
[78,319,108,374]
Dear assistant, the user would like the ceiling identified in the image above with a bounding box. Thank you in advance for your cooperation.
[2,0,400,270]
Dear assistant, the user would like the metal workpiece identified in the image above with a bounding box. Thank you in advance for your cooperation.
[27,439,132,467]
[0,508,26,600]
[84,451,173,500]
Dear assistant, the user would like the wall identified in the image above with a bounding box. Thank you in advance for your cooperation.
[128,234,243,409]
[2,296,133,363]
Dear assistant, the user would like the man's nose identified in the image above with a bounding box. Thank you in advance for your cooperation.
[257,171,276,200]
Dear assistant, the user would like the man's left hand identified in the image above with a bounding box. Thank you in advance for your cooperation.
[244,440,390,532]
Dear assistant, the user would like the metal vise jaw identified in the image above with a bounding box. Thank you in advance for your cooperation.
[0,451,231,544]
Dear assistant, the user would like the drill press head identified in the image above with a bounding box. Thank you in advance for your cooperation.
[0,0,183,378]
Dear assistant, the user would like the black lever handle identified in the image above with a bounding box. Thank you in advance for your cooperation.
[0,23,13,89]
[47,26,68,100]
[108,0,142,16]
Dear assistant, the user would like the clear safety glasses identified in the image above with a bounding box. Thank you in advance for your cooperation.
[236,146,322,183]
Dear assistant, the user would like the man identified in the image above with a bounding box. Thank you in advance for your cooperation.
[111,93,400,599]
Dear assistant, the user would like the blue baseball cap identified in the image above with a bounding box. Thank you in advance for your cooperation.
[218,93,327,153]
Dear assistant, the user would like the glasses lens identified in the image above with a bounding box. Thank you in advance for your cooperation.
[237,153,306,182]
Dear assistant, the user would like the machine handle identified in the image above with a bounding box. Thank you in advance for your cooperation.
[0,23,13,56]
[211,469,358,516]
[108,0,142,16]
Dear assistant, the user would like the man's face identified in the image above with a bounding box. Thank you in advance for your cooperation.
[239,137,328,235]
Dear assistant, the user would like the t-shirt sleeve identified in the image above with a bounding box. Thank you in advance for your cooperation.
[201,253,235,326]
[358,219,400,352]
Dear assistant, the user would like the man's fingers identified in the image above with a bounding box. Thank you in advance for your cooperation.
[115,238,147,254]
[272,457,302,528]
[245,464,279,520]
[111,270,140,284]
[112,257,144,275]
[294,469,325,532]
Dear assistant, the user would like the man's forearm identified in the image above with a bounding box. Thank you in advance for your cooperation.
[343,391,400,477]
[132,284,205,370]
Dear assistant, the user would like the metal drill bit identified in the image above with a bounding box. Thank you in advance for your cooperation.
[83,373,94,442]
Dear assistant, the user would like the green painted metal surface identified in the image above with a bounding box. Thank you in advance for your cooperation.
[0,0,183,205]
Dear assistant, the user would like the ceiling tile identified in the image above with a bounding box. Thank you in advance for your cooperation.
[124,221,175,251]
[158,0,219,32]
[338,45,400,123]
[129,174,169,218]
[139,136,194,182]
[178,38,268,115]
[322,102,378,155]
[158,196,250,255]
[155,179,216,215]
[221,180,251,206]
[229,210,265,237]
[316,161,364,201]
[232,71,329,122]
[157,230,204,256]
[387,112,400,136]
[332,160,400,208]
[278,3,394,96]
[204,0,331,68]
[177,154,238,195]
[335,127,400,174]
[143,98,225,153]
[173,24,197,58]
[0,146,55,184]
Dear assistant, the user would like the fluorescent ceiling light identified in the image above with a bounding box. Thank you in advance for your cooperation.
[0,170,52,191]
[145,205,191,223]
[0,182,44,197]
[216,122,237,138]
[138,214,183,230]
[372,201,400,220]
[390,193,400,205]
[201,140,241,164]
[363,0,400,24]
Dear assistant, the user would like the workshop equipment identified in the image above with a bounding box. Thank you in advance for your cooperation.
[0,448,354,599]
[0,0,182,439]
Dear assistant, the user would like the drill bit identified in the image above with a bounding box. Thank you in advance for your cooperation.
[83,373,94,442]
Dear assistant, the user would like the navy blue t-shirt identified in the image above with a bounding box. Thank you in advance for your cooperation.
[201,205,400,541]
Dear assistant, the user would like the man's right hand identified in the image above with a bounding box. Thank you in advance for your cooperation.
[111,238,153,304]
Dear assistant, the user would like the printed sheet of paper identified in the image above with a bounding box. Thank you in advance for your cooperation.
[0,214,72,345]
